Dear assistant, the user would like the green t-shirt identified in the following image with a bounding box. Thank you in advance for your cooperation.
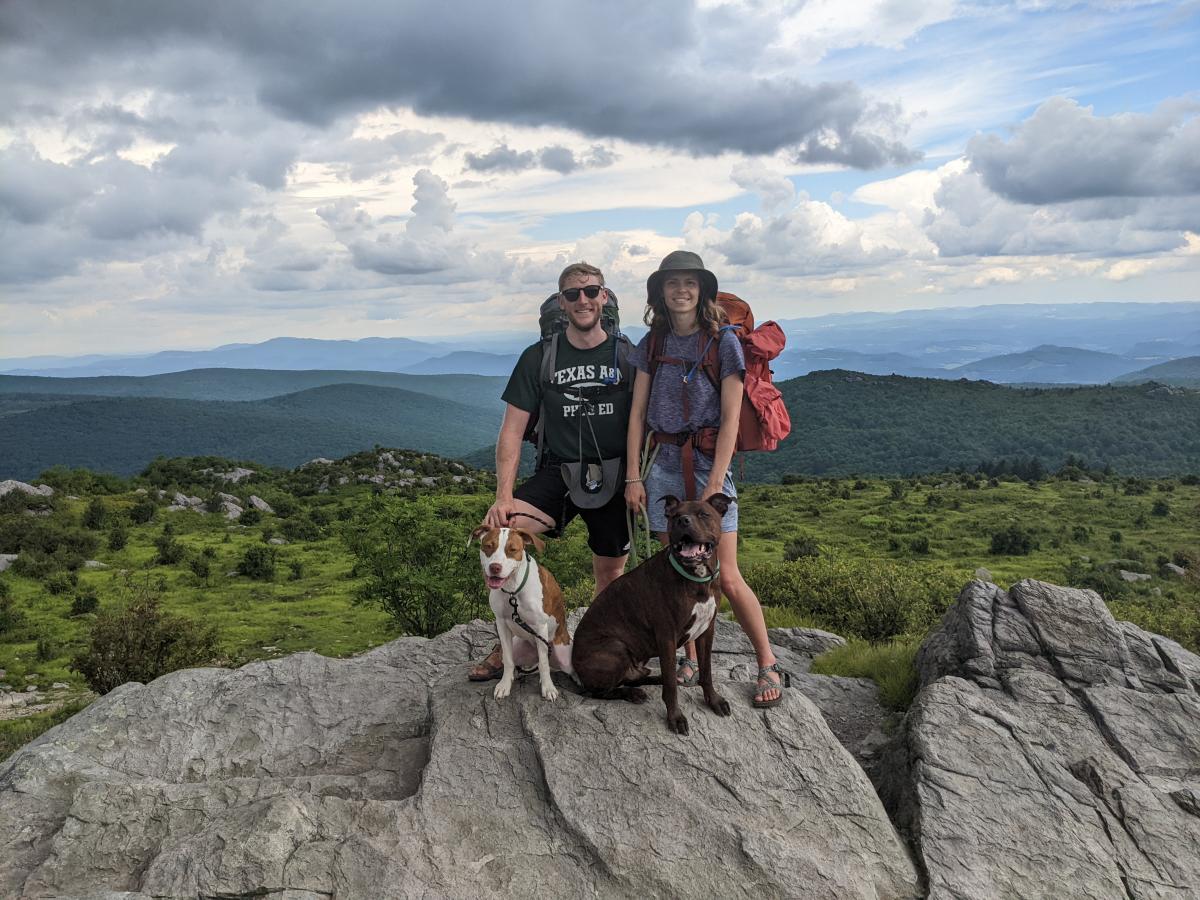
[503,334,631,464]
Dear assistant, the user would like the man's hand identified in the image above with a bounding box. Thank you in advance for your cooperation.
[485,497,517,527]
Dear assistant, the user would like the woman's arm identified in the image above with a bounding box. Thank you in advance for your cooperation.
[703,371,743,500]
[624,369,652,512]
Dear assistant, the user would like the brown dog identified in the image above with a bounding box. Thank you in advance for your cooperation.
[571,494,732,734]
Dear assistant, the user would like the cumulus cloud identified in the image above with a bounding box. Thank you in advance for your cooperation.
[0,1,915,165]
[968,97,1200,203]
[731,161,796,213]
[310,129,446,181]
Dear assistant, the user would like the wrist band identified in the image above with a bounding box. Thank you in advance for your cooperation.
[624,477,643,484]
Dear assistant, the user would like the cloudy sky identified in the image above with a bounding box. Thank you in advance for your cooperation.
[2,0,1198,357]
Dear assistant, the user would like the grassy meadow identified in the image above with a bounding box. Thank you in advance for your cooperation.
[1,452,1198,758]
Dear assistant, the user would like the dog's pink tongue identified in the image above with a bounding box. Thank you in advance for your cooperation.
[679,542,704,559]
[486,575,506,589]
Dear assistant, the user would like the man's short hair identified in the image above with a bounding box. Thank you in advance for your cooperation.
[558,262,605,291]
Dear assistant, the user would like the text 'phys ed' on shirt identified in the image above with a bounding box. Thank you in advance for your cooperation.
[502,334,631,463]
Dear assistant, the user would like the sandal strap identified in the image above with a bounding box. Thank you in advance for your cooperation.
[677,656,698,669]
[756,662,791,688]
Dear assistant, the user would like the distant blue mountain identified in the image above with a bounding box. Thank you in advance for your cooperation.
[949,345,1141,384]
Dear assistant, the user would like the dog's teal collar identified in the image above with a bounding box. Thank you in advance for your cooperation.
[500,557,532,597]
[669,553,720,584]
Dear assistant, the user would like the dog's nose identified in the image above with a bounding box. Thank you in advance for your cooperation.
[488,563,502,575]
[678,515,692,527]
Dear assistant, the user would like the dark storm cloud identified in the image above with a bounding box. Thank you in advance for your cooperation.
[464,144,537,173]
[0,0,915,165]
[464,142,618,175]
[968,97,1200,204]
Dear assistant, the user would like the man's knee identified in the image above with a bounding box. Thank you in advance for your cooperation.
[593,554,627,593]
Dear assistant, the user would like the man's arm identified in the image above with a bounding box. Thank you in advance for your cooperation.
[486,403,532,526]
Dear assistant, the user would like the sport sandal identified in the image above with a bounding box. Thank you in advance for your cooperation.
[753,662,790,708]
[676,656,700,687]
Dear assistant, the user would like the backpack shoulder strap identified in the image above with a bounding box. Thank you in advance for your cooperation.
[534,334,558,468]
[615,333,634,388]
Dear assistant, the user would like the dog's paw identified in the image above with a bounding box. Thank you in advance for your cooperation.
[493,680,512,700]
[541,683,559,701]
[624,687,648,704]
[666,711,690,735]
[707,693,731,716]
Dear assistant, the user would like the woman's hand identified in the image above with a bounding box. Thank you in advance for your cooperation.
[625,480,647,513]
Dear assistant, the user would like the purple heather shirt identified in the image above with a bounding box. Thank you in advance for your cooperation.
[629,328,745,473]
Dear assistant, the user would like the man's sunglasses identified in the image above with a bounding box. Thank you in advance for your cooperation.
[560,285,605,303]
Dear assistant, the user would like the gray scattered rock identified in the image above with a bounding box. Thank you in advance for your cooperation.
[247,495,273,514]
[216,500,244,520]
[202,467,256,483]
[133,488,148,495]
[0,480,54,498]
[303,457,335,467]
[1119,569,1152,582]
[82,560,108,570]
[167,493,204,513]
[420,476,437,486]
[0,693,27,711]
[1165,562,1188,578]
[883,579,1200,899]
[24,685,38,693]
[51,683,70,691]
[267,538,288,546]
[22,509,52,517]
[0,554,17,572]
[0,669,6,680]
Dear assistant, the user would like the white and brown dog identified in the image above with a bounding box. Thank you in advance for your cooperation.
[470,526,572,701]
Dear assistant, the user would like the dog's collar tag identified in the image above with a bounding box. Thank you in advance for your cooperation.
[669,553,720,583]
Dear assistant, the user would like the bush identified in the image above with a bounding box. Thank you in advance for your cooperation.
[287,560,305,581]
[889,482,906,501]
[0,595,25,637]
[237,545,277,580]
[341,495,487,638]
[744,552,965,643]
[45,571,78,595]
[990,526,1035,556]
[1151,499,1170,517]
[129,497,157,524]
[908,536,931,554]
[69,589,100,617]
[107,521,129,551]
[238,507,262,526]
[36,637,57,662]
[280,515,321,542]
[783,535,821,561]
[154,529,185,565]
[188,555,212,583]
[1071,525,1091,543]
[71,586,220,694]
[81,498,108,530]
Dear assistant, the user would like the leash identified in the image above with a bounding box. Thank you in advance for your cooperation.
[668,554,721,584]
[499,557,555,650]
[626,433,661,565]
[508,510,555,530]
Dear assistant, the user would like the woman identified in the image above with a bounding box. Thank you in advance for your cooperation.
[624,250,786,707]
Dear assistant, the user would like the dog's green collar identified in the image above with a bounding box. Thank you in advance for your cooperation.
[500,557,532,596]
[669,553,720,584]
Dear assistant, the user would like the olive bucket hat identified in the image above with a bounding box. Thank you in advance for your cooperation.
[646,250,718,302]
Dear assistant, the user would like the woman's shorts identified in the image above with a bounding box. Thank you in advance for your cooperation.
[643,460,738,534]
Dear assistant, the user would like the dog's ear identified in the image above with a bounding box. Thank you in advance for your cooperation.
[468,524,491,547]
[705,493,732,516]
[660,494,681,517]
[514,529,545,554]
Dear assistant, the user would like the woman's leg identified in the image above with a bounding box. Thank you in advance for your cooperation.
[715,531,781,703]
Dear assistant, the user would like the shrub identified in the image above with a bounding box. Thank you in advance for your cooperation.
[188,555,212,583]
[36,637,57,662]
[69,589,100,617]
[889,482,907,501]
[0,578,8,600]
[1071,525,1091,543]
[71,586,220,694]
[280,516,321,542]
[129,497,157,524]
[1151,499,1170,517]
[238,507,262,526]
[908,536,931,554]
[1110,530,1123,545]
[154,530,185,565]
[45,571,78,595]
[81,498,108,530]
[783,535,821,561]
[990,526,1035,556]
[744,552,964,643]
[287,560,305,581]
[0,595,25,637]
[237,545,276,580]
[341,495,487,638]
[107,521,129,551]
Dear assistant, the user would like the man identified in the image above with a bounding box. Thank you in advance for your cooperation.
[469,262,632,681]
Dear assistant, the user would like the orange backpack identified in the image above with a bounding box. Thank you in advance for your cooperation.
[647,292,791,454]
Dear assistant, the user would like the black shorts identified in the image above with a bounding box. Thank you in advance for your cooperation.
[513,464,631,558]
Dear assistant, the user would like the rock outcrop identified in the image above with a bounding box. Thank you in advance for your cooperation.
[3,579,1198,899]
[882,579,1200,899]
[0,620,917,899]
